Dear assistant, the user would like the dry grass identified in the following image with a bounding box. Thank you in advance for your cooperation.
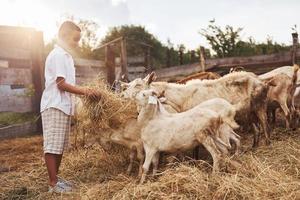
[0,127,299,200]
[1,81,299,199]
[77,78,137,134]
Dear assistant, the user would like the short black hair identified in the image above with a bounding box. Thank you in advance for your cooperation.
[58,21,81,39]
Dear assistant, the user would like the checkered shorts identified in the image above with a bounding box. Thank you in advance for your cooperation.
[41,108,71,154]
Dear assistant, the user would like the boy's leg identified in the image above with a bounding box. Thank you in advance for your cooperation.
[45,153,59,186]
[56,154,63,174]
[42,108,70,187]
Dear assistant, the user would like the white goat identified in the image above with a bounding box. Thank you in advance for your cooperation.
[135,89,230,183]
[122,71,275,147]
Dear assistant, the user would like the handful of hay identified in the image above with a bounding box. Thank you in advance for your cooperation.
[76,78,137,134]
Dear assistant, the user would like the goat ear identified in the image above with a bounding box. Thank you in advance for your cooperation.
[153,74,157,81]
[121,74,128,82]
[145,72,156,85]
[143,73,150,81]
[157,90,165,98]
[231,77,248,85]
[151,90,158,96]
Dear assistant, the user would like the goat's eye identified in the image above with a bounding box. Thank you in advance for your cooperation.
[143,94,146,97]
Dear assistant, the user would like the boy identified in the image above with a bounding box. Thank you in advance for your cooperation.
[40,21,99,193]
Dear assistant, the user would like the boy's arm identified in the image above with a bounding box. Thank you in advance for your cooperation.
[56,77,99,98]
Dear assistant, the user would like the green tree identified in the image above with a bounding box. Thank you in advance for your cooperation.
[77,19,99,58]
[200,20,242,58]
[233,36,289,56]
[95,25,168,68]
[200,20,290,58]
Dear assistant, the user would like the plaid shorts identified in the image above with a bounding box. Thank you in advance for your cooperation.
[41,108,71,154]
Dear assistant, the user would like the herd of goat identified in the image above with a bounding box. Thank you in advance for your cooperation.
[88,64,300,183]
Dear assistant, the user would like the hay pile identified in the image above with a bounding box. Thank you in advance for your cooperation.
[81,128,300,199]
[76,78,137,134]
[1,128,300,200]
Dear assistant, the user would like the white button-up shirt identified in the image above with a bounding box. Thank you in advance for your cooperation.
[40,45,76,115]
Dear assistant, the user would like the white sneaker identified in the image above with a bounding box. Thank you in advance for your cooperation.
[48,181,72,193]
[58,177,74,187]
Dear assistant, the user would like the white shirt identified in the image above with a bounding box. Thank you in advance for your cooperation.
[40,45,76,115]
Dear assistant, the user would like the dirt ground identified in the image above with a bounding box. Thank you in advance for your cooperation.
[0,126,300,200]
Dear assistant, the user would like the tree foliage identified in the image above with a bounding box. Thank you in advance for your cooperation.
[200,20,243,58]
[77,19,99,58]
[95,25,167,68]
[200,21,290,58]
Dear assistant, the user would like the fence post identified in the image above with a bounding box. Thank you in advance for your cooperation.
[292,32,299,65]
[190,50,196,63]
[199,46,206,71]
[144,47,151,73]
[120,38,129,81]
[105,44,116,86]
[179,49,183,65]
[166,48,171,67]
[30,30,44,133]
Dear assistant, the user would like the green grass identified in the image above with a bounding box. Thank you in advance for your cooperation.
[0,112,37,127]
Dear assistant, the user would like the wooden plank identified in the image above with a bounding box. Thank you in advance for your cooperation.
[9,59,32,68]
[0,95,33,113]
[205,51,292,68]
[76,71,105,79]
[0,25,35,33]
[199,46,205,71]
[74,58,105,68]
[76,77,98,85]
[155,63,203,80]
[128,56,145,64]
[155,50,300,81]
[0,47,31,60]
[106,45,116,85]
[30,31,44,115]
[120,39,129,81]
[0,34,31,50]
[76,66,106,77]
[0,26,33,50]
[128,66,146,73]
[93,36,123,51]
[0,68,32,85]
[0,60,8,68]
[29,31,44,132]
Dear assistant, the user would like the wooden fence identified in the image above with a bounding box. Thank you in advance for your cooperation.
[1,25,299,114]
[0,26,43,114]
[154,49,300,81]
[0,26,110,115]
[0,58,108,113]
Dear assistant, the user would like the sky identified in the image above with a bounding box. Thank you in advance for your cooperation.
[0,0,299,49]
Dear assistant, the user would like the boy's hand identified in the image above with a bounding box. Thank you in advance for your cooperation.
[85,88,102,100]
